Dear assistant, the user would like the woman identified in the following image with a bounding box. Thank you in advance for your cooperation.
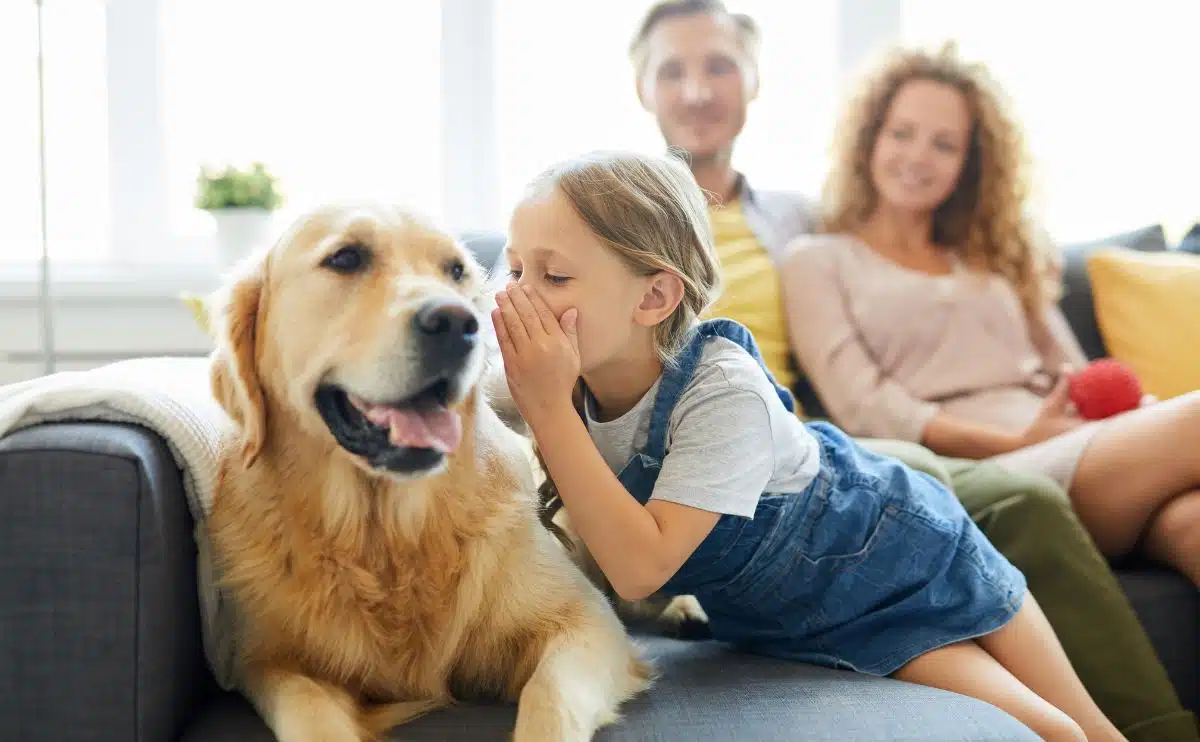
[781,43,1200,586]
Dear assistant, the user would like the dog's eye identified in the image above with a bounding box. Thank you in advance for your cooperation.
[321,243,371,274]
[446,258,466,283]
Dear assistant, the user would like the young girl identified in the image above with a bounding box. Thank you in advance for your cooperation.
[491,149,1124,742]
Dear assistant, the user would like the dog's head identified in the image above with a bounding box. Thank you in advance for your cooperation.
[208,203,491,479]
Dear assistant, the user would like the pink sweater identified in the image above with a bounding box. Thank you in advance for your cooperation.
[781,234,1088,442]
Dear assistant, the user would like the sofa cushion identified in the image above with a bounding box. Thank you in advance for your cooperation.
[179,635,1039,742]
[1057,224,1169,360]
[1087,247,1200,399]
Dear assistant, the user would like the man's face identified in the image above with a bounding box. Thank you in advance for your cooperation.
[637,12,757,162]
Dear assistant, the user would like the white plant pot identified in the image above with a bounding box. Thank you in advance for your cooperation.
[209,208,272,267]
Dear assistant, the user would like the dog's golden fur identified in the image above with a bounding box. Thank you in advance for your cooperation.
[205,203,649,742]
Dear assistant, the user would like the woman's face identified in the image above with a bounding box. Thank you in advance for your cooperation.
[869,78,972,217]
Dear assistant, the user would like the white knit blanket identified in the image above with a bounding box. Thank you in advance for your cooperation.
[0,356,241,691]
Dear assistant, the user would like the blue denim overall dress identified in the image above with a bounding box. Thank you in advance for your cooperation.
[614,318,1027,676]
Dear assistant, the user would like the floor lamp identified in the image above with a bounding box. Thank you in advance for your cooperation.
[35,0,56,376]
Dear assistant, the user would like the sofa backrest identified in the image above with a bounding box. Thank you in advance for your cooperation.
[459,231,507,276]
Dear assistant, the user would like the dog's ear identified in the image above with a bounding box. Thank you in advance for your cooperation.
[209,258,268,468]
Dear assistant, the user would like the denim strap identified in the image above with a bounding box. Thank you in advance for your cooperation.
[643,318,796,461]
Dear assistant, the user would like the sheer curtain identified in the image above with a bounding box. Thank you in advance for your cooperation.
[161,1,444,247]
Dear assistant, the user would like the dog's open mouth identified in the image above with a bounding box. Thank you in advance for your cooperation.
[351,380,463,454]
[314,378,463,474]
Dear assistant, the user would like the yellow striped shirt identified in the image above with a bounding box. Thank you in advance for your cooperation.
[703,197,799,397]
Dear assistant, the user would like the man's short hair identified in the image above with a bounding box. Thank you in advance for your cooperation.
[628,0,761,77]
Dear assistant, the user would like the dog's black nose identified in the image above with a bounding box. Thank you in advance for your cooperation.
[413,299,479,378]
[414,300,479,339]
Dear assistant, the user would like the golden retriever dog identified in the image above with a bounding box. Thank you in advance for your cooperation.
[204,203,650,742]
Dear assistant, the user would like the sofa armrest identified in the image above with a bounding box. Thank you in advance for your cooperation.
[0,422,212,742]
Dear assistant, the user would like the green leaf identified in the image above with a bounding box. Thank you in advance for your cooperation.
[194,161,284,210]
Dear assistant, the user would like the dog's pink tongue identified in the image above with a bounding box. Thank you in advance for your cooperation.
[351,396,463,454]
[382,406,463,454]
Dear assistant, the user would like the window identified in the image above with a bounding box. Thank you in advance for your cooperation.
[493,1,838,221]
[903,1,1199,243]
[493,1,664,221]
[10,0,1189,272]
[0,0,108,264]
[161,1,443,253]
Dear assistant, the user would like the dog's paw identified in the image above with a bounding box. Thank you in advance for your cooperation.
[271,698,363,742]
[660,594,708,624]
[656,595,711,640]
[252,670,367,742]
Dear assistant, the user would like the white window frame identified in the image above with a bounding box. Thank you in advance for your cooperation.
[94,0,903,267]
[106,0,169,263]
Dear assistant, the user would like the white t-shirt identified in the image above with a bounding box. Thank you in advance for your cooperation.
[585,337,822,519]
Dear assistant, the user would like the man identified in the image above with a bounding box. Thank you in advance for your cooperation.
[627,2,1198,739]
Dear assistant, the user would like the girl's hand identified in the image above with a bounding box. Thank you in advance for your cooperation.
[492,283,580,428]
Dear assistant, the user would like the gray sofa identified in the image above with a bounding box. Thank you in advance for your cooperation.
[1,229,1196,742]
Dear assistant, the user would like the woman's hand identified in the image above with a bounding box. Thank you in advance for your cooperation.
[1018,375,1083,448]
[491,283,580,429]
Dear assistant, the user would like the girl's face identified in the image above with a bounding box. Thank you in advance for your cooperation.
[503,188,658,374]
[869,78,972,218]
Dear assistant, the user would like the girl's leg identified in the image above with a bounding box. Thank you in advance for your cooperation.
[1068,391,1200,582]
[893,593,1126,741]
[974,593,1125,741]
[892,640,1086,742]
[950,459,1197,739]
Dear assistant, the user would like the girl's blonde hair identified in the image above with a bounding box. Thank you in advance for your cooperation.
[523,149,722,364]
[822,42,1060,317]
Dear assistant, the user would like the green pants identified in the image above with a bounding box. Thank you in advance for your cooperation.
[862,439,1199,741]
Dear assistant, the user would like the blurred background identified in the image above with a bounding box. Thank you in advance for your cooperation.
[0,0,1196,382]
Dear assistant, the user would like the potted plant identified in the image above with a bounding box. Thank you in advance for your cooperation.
[195,162,283,266]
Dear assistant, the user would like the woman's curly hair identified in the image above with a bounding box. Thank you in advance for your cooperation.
[821,42,1061,317]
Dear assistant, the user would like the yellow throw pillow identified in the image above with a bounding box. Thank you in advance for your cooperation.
[1086,247,1200,399]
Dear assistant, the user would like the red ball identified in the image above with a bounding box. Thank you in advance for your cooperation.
[1068,359,1143,420]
